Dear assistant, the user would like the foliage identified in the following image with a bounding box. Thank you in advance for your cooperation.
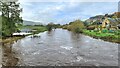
[114,30,120,35]
[46,23,54,31]
[20,25,47,34]
[52,24,62,28]
[0,1,22,37]
[62,24,68,29]
[83,29,120,43]
[66,20,85,33]
[46,23,62,31]
[102,29,108,33]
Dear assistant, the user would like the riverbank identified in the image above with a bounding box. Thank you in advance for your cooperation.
[62,27,120,44]
[1,26,48,66]
[1,37,23,66]
[1,37,23,44]
[82,30,120,44]
[19,25,47,34]
[11,29,118,66]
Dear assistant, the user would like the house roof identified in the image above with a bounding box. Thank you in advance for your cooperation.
[107,18,116,23]
[107,18,120,26]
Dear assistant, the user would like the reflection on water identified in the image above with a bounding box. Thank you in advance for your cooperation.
[12,29,118,66]
[60,46,73,50]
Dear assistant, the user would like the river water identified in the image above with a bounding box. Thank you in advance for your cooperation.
[12,29,118,66]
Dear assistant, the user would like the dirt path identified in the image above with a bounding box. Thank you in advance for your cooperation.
[2,43,19,66]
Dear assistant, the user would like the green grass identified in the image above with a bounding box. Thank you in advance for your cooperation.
[83,29,120,43]
[19,25,47,34]
[0,37,23,45]
[1,25,47,44]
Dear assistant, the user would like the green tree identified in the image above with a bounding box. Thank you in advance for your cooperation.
[46,22,54,31]
[0,1,22,37]
[67,20,85,33]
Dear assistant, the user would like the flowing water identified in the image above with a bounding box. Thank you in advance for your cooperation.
[12,29,118,66]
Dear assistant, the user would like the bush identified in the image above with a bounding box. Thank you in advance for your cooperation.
[114,30,120,35]
[94,30,99,32]
[74,27,83,33]
[86,25,95,30]
[46,23,53,31]
[102,29,108,33]
[62,25,68,29]
[67,20,85,33]
[109,30,115,33]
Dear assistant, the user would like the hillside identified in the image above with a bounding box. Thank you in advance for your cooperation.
[84,12,120,26]
[23,20,43,25]
[114,12,120,18]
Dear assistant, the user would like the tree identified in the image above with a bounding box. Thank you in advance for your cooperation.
[0,1,22,37]
[67,20,85,33]
[46,22,54,31]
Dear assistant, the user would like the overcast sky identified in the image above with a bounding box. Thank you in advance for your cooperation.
[19,1,118,24]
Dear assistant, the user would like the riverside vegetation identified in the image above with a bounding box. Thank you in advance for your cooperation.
[0,1,48,46]
[0,2,120,44]
[0,1,23,45]
[0,1,120,66]
[62,14,120,43]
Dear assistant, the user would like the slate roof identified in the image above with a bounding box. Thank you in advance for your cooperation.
[107,18,120,26]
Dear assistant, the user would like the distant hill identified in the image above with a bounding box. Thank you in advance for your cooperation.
[84,15,104,25]
[23,20,43,25]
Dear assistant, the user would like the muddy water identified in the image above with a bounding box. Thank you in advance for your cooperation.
[12,29,118,66]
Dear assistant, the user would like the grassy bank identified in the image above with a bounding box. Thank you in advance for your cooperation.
[62,20,120,44]
[1,37,23,45]
[1,25,47,66]
[82,30,120,43]
[62,25,120,43]
[0,26,47,45]
[19,25,47,34]
[1,25,47,44]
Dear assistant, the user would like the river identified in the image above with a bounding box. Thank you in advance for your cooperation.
[11,29,118,66]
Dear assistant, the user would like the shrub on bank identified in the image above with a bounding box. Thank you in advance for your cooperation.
[62,25,68,29]
[66,20,85,33]
[46,23,53,31]
[74,27,83,33]
[114,30,120,35]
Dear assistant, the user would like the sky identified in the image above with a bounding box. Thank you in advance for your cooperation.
[19,1,118,24]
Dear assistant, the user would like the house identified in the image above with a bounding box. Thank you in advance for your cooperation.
[102,18,120,30]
